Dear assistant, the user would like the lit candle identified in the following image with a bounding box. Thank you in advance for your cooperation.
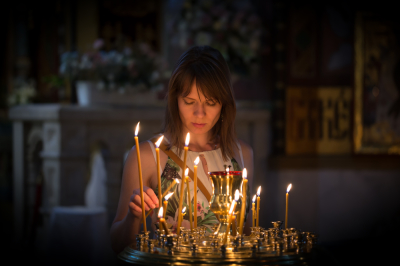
[178,206,186,233]
[158,207,169,235]
[239,168,247,235]
[182,133,190,175]
[162,178,179,199]
[155,135,164,211]
[163,192,174,218]
[134,122,146,232]
[285,183,292,229]
[177,168,189,235]
[145,178,179,219]
[193,156,199,228]
[186,175,193,231]
[256,186,261,227]
[252,195,256,227]
[222,190,239,245]
[226,167,230,196]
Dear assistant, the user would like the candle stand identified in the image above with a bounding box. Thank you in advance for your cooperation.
[118,171,319,265]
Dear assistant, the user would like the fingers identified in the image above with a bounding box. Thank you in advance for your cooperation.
[144,187,160,208]
[130,194,151,211]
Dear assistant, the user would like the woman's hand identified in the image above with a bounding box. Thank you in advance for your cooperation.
[128,186,159,217]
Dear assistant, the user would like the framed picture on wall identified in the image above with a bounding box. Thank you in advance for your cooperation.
[354,12,400,154]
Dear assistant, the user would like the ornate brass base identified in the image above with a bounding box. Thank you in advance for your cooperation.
[118,223,319,265]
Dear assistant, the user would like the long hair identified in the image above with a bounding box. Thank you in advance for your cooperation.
[163,45,237,161]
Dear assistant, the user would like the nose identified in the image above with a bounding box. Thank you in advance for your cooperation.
[194,102,205,118]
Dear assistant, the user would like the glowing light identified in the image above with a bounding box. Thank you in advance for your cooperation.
[252,195,256,203]
[287,184,292,193]
[135,122,140,136]
[194,156,200,165]
[185,168,189,176]
[257,186,261,196]
[243,168,247,179]
[158,207,164,218]
[235,189,240,201]
[185,133,190,146]
[155,135,164,148]
[164,192,174,201]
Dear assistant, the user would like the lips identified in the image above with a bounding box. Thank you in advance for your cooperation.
[192,123,206,128]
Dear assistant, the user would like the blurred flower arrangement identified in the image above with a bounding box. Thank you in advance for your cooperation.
[59,39,168,93]
[167,0,266,77]
[7,79,37,106]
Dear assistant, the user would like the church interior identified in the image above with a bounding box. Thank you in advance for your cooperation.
[1,0,400,265]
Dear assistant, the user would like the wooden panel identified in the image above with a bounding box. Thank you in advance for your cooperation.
[286,87,352,155]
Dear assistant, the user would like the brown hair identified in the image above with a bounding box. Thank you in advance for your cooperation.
[163,45,237,161]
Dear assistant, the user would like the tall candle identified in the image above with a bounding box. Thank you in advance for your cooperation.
[285,183,292,229]
[193,156,199,228]
[186,176,193,231]
[134,122,146,232]
[163,192,174,218]
[252,195,256,228]
[239,168,247,235]
[158,207,169,235]
[256,186,261,227]
[182,133,190,175]
[155,135,164,211]
[177,168,189,235]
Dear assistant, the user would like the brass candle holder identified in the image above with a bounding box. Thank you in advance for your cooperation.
[209,171,242,234]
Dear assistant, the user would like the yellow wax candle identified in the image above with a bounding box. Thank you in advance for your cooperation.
[155,136,164,211]
[285,184,292,229]
[134,122,146,232]
[232,214,237,236]
[251,195,256,227]
[144,179,178,220]
[163,192,174,219]
[193,156,199,228]
[239,168,247,235]
[162,178,179,199]
[252,195,256,228]
[256,186,261,227]
[177,168,189,235]
[186,176,193,231]
[178,206,186,234]
[182,133,190,174]
[158,207,169,235]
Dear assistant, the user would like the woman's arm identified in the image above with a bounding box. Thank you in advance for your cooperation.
[110,141,160,254]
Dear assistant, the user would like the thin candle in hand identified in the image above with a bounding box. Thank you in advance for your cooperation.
[193,156,199,228]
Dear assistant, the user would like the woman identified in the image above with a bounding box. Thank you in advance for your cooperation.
[110,45,254,254]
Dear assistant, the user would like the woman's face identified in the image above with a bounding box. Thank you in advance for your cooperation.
[177,82,222,138]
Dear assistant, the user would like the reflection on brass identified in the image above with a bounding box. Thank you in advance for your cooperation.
[118,171,318,265]
[209,171,242,234]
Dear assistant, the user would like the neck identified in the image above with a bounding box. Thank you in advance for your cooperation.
[184,132,217,152]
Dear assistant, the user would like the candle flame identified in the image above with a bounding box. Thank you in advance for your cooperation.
[135,122,140,136]
[155,135,164,148]
[175,178,180,184]
[252,195,256,202]
[257,186,261,196]
[287,183,292,193]
[165,192,174,200]
[158,207,163,218]
[243,168,247,179]
[226,167,229,172]
[182,206,186,213]
[185,133,190,146]
[229,201,235,214]
[185,168,189,176]
[194,156,200,165]
[235,189,240,201]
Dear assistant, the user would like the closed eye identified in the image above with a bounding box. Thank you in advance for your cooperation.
[184,100,194,105]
